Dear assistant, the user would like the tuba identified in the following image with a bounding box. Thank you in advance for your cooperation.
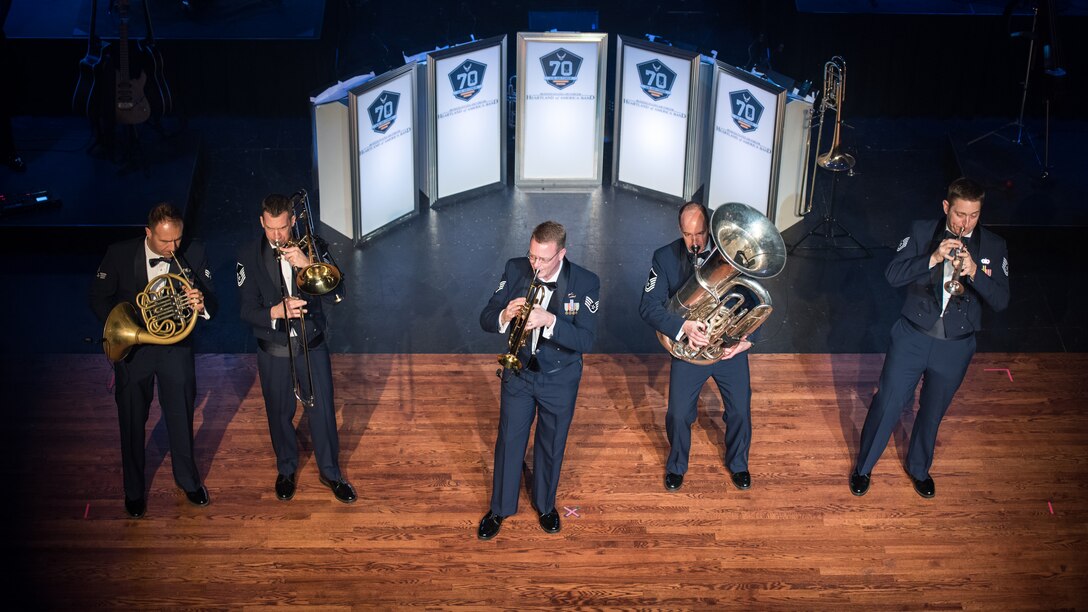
[656,202,787,365]
[103,265,198,363]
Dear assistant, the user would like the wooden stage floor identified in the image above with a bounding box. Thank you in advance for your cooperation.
[7,353,1087,609]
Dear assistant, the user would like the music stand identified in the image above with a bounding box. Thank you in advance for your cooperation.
[966,5,1045,171]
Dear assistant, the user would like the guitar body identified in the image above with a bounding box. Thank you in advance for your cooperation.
[72,42,110,117]
[136,38,173,118]
[115,68,151,125]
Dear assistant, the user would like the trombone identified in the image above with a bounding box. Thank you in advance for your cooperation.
[273,190,344,408]
[801,56,855,216]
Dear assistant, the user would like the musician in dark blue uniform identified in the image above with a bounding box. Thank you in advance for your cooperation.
[477,221,600,540]
[89,203,216,518]
[236,194,356,504]
[640,202,754,492]
[850,178,1010,498]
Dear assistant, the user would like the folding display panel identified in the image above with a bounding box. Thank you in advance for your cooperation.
[311,73,375,240]
[515,32,608,188]
[612,36,710,201]
[705,63,787,218]
[426,35,507,204]
[349,63,420,243]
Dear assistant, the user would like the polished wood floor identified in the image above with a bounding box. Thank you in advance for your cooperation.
[8,353,1087,609]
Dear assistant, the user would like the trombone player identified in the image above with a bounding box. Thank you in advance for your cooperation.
[236,193,356,503]
[850,178,1010,498]
[89,203,216,518]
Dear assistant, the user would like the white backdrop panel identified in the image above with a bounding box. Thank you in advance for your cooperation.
[355,70,416,237]
[521,40,600,180]
[434,45,502,199]
[707,70,780,215]
[616,46,691,198]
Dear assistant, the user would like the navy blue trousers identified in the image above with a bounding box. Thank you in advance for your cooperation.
[666,353,752,475]
[855,318,976,480]
[114,344,201,500]
[257,343,343,480]
[490,360,582,517]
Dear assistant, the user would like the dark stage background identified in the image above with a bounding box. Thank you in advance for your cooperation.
[1,0,1085,355]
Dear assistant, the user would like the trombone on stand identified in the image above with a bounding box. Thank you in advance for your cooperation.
[789,56,870,257]
[274,190,344,408]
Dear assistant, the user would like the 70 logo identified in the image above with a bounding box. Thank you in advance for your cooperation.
[449,59,487,101]
[539,48,583,90]
[728,89,764,133]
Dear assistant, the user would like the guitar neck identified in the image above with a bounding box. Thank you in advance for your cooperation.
[118,14,130,80]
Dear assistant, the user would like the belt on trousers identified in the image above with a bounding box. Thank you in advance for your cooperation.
[906,317,972,342]
[258,333,324,357]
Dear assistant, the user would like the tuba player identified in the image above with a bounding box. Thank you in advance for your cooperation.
[640,202,754,493]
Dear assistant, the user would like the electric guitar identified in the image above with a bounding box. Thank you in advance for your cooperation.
[137,0,173,118]
[71,0,109,117]
[114,0,151,125]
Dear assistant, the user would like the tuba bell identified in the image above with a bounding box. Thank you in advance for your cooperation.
[656,202,787,365]
[103,270,198,363]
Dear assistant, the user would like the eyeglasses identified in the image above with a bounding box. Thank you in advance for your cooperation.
[526,250,560,265]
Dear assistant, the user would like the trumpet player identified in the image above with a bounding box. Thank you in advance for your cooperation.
[640,202,754,493]
[476,221,600,540]
[236,194,356,504]
[850,177,1010,498]
[89,203,216,519]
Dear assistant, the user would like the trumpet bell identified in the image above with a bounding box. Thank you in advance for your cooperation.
[297,263,342,296]
[817,148,856,172]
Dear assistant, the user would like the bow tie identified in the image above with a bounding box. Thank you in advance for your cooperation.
[540,281,557,291]
[148,256,172,267]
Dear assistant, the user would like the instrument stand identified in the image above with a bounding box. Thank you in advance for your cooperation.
[788,170,871,257]
[965,6,1044,171]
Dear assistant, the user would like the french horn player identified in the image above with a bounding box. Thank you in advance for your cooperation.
[89,203,216,519]
[640,202,786,494]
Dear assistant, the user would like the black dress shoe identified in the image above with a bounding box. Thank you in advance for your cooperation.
[124,497,146,518]
[849,471,871,497]
[477,510,504,540]
[275,473,298,501]
[909,473,935,498]
[185,485,210,507]
[664,472,684,491]
[538,508,561,534]
[318,473,357,503]
[731,471,751,490]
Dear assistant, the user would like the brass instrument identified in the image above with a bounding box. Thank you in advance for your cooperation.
[944,226,967,297]
[801,56,854,215]
[271,189,344,408]
[656,202,787,365]
[497,272,545,371]
[287,190,343,301]
[102,256,198,363]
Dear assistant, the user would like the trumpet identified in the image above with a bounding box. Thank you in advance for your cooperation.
[497,272,545,371]
[944,226,967,297]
